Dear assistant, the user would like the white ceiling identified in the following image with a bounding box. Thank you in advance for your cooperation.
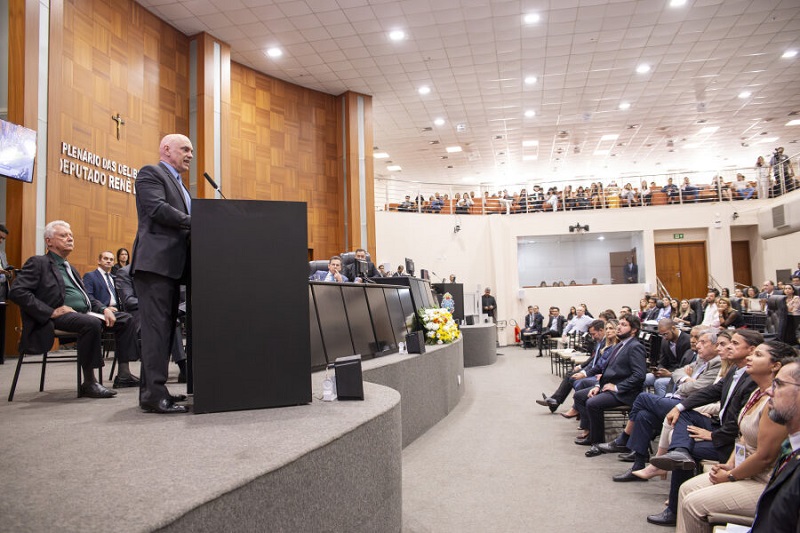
[137,0,800,186]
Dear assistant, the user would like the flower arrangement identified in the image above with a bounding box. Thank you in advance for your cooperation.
[417,307,461,345]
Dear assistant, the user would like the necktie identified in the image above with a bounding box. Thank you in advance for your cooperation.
[770,439,795,481]
[105,272,116,306]
[176,175,192,214]
[63,261,91,309]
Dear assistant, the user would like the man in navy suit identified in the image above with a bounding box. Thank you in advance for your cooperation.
[521,305,543,348]
[9,221,138,397]
[537,306,566,357]
[575,313,646,454]
[624,256,638,283]
[310,256,349,283]
[751,360,800,532]
[131,134,193,414]
[83,250,141,388]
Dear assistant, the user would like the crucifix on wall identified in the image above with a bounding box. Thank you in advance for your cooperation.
[112,113,125,140]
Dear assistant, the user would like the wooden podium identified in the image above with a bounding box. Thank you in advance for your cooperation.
[190,199,311,413]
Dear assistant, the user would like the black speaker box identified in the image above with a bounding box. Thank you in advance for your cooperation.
[405,330,426,354]
[334,355,364,401]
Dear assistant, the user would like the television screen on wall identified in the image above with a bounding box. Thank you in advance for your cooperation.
[0,119,37,183]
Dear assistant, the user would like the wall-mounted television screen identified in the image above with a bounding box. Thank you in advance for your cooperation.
[0,119,37,183]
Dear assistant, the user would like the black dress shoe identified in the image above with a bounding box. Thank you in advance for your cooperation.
[646,508,677,526]
[613,468,648,482]
[536,354,543,358]
[618,451,636,462]
[80,382,117,398]
[140,398,188,414]
[112,375,141,389]
[170,394,188,403]
[535,397,558,413]
[598,441,628,454]
[574,436,591,446]
[650,450,696,471]
[585,445,603,457]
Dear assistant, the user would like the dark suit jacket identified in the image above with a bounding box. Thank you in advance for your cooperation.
[543,315,566,336]
[680,366,758,459]
[597,337,647,406]
[658,330,691,370]
[751,448,800,532]
[524,312,543,331]
[9,253,105,353]
[115,265,138,312]
[343,261,378,282]
[625,262,638,283]
[83,269,118,308]
[130,162,191,280]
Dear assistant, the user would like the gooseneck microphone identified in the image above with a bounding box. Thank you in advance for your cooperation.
[203,172,227,199]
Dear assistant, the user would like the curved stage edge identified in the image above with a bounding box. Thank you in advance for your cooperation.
[1,339,471,532]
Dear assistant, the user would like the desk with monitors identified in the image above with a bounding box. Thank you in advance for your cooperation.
[309,281,414,371]
[370,276,439,313]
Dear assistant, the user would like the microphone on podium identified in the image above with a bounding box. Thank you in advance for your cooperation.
[203,172,227,199]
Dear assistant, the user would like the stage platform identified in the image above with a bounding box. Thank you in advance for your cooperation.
[0,339,464,532]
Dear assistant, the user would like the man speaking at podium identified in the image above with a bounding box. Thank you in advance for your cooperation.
[131,134,193,414]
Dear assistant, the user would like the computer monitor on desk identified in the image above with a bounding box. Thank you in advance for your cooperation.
[405,257,415,277]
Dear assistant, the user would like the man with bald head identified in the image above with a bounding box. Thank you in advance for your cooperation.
[131,134,193,414]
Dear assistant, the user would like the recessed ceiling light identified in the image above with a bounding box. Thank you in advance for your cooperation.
[373,152,389,159]
[524,76,538,85]
[524,110,536,118]
[522,155,537,161]
[597,236,605,241]
[618,102,631,110]
[600,134,619,141]
[636,64,651,74]
[756,137,779,144]
[523,13,540,24]
[389,30,405,41]
[446,146,462,153]
[433,117,445,126]
[266,47,283,58]
[782,50,798,59]
[786,119,800,126]
[669,0,687,6]
[418,86,431,95]
[738,91,752,99]
[699,126,719,134]
[387,165,402,172]
[522,140,539,147]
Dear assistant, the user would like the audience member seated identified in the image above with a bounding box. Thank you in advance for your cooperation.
[782,284,799,346]
[644,330,764,526]
[111,247,130,275]
[701,290,720,327]
[9,220,139,399]
[576,315,646,456]
[640,180,652,205]
[675,341,796,532]
[537,320,612,415]
[656,297,673,320]
[681,177,699,203]
[674,298,697,327]
[662,177,680,203]
[562,304,593,341]
[310,255,349,282]
[537,306,566,357]
[719,297,745,328]
[711,175,733,201]
[744,286,764,312]
[733,172,756,200]
[605,327,721,475]
[620,183,636,207]
[398,195,415,212]
[643,296,660,322]
[521,305,543,348]
[645,319,692,397]
[748,359,800,532]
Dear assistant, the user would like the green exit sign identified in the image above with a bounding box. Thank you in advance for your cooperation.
[674,233,684,239]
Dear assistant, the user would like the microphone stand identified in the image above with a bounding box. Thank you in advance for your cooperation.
[203,172,227,199]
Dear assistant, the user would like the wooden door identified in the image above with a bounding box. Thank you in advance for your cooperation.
[655,242,708,300]
[731,241,752,287]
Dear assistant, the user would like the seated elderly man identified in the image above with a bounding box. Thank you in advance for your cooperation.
[602,328,721,473]
[9,220,139,398]
[310,256,349,283]
[574,314,646,456]
[644,319,692,397]
[561,304,593,343]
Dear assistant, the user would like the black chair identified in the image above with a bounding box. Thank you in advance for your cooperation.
[766,295,788,341]
[8,330,82,401]
[742,311,767,332]
[729,296,743,312]
[308,260,329,276]
[689,298,705,325]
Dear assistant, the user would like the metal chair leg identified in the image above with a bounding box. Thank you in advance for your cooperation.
[8,352,25,402]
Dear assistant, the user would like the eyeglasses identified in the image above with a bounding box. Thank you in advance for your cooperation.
[771,377,800,390]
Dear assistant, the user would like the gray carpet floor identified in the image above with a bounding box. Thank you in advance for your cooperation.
[402,345,673,533]
[1,345,673,532]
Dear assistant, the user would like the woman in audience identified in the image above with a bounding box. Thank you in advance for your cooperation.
[620,183,637,207]
[640,180,652,205]
[581,304,594,318]
[565,319,620,420]
[721,288,730,298]
[674,299,696,327]
[675,341,796,533]
[567,306,577,321]
[575,186,590,209]
[638,298,649,321]
[718,297,744,328]
[743,286,763,312]
[112,247,130,275]
[590,183,604,208]
[670,298,680,317]
[783,284,799,345]
[545,187,559,212]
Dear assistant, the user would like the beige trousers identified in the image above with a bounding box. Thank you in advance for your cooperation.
[676,472,764,533]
